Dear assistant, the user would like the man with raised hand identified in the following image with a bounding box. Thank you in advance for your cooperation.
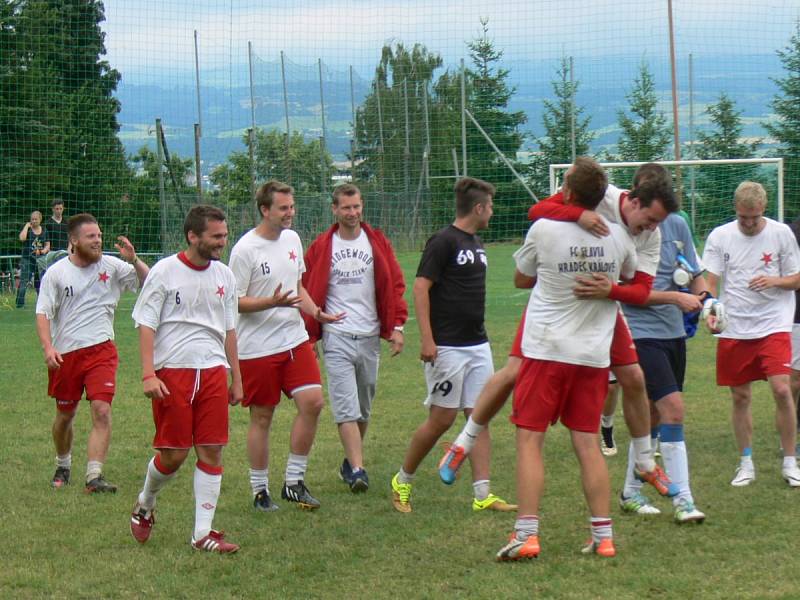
[229,180,343,512]
[391,177,515,514]
[130,205,243,554]
[703,181,800,488]
[37,213,148,492]
[303,183,407,493]
[497,156,637,561]
[439,163,680,500]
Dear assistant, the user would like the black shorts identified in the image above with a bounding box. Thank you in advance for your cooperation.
[633,338,686,402]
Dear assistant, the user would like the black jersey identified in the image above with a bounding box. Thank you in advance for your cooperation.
[47,218,69,251]
[416,224,488,346]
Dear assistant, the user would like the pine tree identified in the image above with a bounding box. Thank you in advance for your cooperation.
[461,18,528,240]
[527,57,594,200]
[615,62,672,161]
[765,21,800,217]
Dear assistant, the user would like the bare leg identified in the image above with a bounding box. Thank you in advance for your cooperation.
[289,388,324,455]
[730,383,753,453]
[247,404,275,470]
[86,400,112,463]
[402,405,457,474]
[769,374,797,457]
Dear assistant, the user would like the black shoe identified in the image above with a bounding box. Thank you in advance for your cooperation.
[600,426,617,456]
[52,466,70,489]
[339,458,353,483]
[349,467,369,493]
[85,474,117,494]
[281,480,320,510]
[253,489,280,512]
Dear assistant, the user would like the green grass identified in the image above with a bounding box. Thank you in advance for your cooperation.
[1,243,798,599]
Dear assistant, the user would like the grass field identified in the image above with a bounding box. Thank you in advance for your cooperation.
[1,243,798,599]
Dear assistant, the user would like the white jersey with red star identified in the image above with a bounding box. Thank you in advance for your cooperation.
[598,184,661,276]
[703,218,800,339]
[229,228,308,358]
[514,219,638,367]
[132,252,237,369]
[36,255,138,354]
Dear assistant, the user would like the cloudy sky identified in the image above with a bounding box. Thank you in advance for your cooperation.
[103,0,799,84]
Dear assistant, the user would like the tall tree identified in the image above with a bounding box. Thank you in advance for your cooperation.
[615,62,672,161]
[527,57,594,200]
[693,94,761,236]
[354,42,442,193]
[765,21,800,217]
[0,0,130,254]
[461,18,529,240]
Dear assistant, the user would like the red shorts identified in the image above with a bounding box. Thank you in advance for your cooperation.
[511,358,609,433]
[152,365,229,449]
[716,333,792,386]
[48,340,118,411]
[610,311,638,367]
[509,309,525,358]
[240,341,322,407]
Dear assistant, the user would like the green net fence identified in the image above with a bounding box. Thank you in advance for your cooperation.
[2,0,800,289]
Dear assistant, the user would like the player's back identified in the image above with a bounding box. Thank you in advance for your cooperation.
[516,219,637,367]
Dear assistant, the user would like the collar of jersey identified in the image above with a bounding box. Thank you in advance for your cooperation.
[178,251,211,271]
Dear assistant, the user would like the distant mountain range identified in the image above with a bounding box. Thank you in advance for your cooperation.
[114,53,784,173]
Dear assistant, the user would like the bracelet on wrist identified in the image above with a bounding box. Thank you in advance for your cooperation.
[142,373,157,382]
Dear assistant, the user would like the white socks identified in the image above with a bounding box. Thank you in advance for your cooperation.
[454,416,485,453]
[138,455,176,511]
[194,462,222,540]
[285,453,308,486]
[249,468,269,496]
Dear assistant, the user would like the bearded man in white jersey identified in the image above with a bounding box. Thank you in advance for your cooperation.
[130,205,244,554]
[36,213,149,492]
[229,180,343,512]
[703,181,800,488]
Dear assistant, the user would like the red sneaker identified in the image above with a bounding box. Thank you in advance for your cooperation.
[582,538,616,557]
[635,464,679,497]
[130,503,155,544]
[192,530,240,554]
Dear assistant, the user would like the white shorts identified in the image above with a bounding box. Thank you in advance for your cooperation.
[791,324,800,370]
[424,343,494,410]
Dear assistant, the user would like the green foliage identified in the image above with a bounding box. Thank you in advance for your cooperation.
[765,22,800,217]
[210,128,334,206]
[0,0,129,254]
[615,62,672,162]
[527,57,594,199]
[692,94,761,236]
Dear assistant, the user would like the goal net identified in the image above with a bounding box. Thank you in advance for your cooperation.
[548,158,785,241]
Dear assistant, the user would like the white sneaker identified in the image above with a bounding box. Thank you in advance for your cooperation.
[781,464,800,487]
[731,464,755,487]
[674,499,706,523]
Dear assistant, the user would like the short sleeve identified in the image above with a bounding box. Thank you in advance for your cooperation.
[636,229,661,276]
[621,237,638,281]
[132,267,166,330]
[513,223,539,278]
[36,268,59,318]
[228,244,251,298]
[702,229,724,277]
[111,256,139,292]
[224,268,237,330]
[296,237,306,277]
[416,232,451,282]
[780,226,800,277]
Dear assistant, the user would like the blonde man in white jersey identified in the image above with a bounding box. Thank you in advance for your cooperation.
[703,181,800,488]
[230,180,343,512]
[36,213,148,492]
[130,205,243,554]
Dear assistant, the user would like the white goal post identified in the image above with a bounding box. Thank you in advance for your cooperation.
[548,158,785,226]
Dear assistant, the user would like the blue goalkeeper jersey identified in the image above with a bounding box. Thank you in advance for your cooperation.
[622,214,703,340]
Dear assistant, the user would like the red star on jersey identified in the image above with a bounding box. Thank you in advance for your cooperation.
[98,271,110,283]
[216,285,225,298]
[761,252,773,266]
[288,250,297,261]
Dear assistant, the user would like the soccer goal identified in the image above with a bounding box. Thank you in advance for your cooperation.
[548,158,785,240]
